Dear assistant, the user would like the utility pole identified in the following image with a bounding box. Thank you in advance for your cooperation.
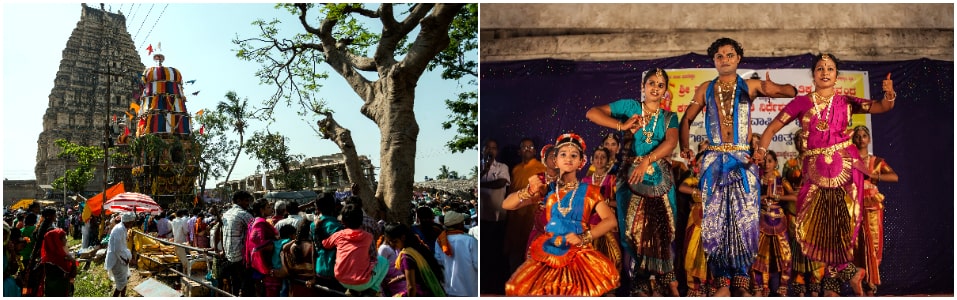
[94,12,123,238]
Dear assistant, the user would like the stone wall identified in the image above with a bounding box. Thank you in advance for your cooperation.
[480,3,953,62]
[35,4,145,191]
[3,180,40,207]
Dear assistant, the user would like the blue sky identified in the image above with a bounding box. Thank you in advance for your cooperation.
[2,3,478,187]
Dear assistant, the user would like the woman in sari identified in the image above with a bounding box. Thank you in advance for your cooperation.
[527,144,558,253]
[755,53,897,296]
[582,147,622,279]
[281,220,317,296]
[36,228,77,296]
[586,67,680,296]
[751,150,791,296]
[677,151,712,296]
[384,223,446,297]
[851,125,898,296]
[245,198,280,296]
[502,133,619,296]
[780,129,824,296]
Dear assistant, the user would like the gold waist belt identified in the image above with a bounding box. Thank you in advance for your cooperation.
[705,143,750,152]
[802,139,853,158]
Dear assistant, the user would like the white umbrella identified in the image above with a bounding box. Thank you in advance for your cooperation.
[104,192,161,213]
[108,204,162,215]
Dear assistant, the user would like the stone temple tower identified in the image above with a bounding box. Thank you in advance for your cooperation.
[35,4,145,191]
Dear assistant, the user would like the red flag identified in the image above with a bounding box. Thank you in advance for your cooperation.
[199,126,205,135]
[124,127,130,136]
[146,44,154,55]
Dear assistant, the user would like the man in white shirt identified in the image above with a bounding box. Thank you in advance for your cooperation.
[480,139,510,222]
[154,212,172,238]
[273,200,303,233]
[170,208,190,272]
[105,213,136,297]
[434,211,478,297]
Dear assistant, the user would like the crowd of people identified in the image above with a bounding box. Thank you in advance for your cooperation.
[481,37,898,297]
[3,187,478,297]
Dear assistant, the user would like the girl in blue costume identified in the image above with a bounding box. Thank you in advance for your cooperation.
[502,133,619,296]
[586,68,680,296]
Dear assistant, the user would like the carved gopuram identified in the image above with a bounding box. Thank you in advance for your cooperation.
[35,4,145,192]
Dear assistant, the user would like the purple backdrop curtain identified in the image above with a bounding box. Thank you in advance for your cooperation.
[479,53,953,295]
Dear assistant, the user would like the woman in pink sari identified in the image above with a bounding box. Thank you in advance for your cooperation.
[755,53,896,296]
[246,198,280,296]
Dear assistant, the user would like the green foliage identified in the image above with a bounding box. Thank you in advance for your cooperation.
[441,90,478,153]
[72,259,116,297]
[283,168,316,191]
[469,166,478,180]
[192,110,238,188]
[51,139,103,194]
[427,3,478,80]
[435,165,463,180]
[245,131,307,190]
[217,91,252,136]
[234,4,476,152]
[430,3,478,153]
[216,91,254,194]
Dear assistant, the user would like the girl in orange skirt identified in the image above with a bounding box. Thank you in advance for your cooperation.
[502,133,619,296]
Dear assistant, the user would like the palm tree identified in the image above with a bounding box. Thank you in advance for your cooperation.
[217,91,251,197]
[437,165,451,180]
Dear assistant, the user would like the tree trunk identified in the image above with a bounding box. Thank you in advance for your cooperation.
[198,160,208,207]
[222,132,243,200]
[316,112,382,221]
[366,77,419,224]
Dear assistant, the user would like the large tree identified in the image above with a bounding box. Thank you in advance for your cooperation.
[192,110,237,202]
[235,3,472,223]
[244,131,312,191]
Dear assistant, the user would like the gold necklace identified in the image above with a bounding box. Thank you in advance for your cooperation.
[716,80,736,127]
[556,182,579,217]
[641,105,659,143]
[591,167,608,185]
[811,91,833,131]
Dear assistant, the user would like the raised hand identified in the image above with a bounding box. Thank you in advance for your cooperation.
[623,114,642,134]
[527,173,545,197]
[883,73,896,101]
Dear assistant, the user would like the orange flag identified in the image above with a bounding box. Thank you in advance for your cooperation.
[82,182,126,222]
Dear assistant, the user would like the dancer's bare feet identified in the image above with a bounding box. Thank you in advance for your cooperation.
[850,268,865,296]
[732,287,752,297]
[714,286,731,297]
[668,281,679,297]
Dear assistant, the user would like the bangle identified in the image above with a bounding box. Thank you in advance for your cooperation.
[617,121,622,131]
[581,230,593,245]
[756,147,767,154]
[517,189,531,202]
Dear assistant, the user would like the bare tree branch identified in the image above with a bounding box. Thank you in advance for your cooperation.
[401,4,464,75]
[294,3,373,103]
[378,4,398,31]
